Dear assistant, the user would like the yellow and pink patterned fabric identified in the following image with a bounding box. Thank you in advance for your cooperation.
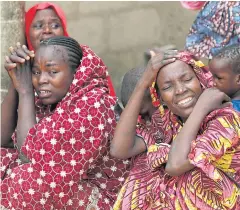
[113,53,240,210]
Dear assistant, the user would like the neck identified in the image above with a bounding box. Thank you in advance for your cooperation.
[231,89,240,100]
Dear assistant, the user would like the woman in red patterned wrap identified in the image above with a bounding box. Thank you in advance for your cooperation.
[1,36,130,209]
[1,3,116,151]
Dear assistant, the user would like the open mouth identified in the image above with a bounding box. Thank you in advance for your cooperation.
[38,90,52,98]
[176,97,194,108]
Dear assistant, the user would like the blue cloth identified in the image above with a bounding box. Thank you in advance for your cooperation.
[185,1,240,59]
[232,100,240,112]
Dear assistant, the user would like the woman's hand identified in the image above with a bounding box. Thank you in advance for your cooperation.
[195,88,232,116]
[5,43,35,94]
[139,50,178,89]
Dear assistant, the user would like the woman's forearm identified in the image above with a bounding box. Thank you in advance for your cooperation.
[16,91,36,150]
[1,82,18,147]
[110,83,147,159]
[166,108,206,176]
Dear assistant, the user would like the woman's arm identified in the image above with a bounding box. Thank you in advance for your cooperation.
[111,51,177,159]
[5,44,36,150]
[1,82,18,147]
[110,83,148,159]
[166,88,231,176]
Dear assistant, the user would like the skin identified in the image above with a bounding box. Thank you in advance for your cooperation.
[110,50,178,159]
[209,57,240,100]
[1,8,64,147]
[139,94,157,124]
[156,60,202,122]
[111,51,231,178]
[32,45,74,107]
[3,44,74,160]
[29,8,64,51]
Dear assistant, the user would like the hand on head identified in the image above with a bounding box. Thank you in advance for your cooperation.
[5,43,34,93]
[140,50,179,88]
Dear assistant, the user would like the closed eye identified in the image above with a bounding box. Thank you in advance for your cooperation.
[162,85,172,91]
[183,77,193,82]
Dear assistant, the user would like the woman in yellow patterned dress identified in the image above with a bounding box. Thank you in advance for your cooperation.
[111,51,240,209]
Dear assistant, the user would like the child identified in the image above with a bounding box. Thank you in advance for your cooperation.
[209,44,240,111]
[121,66,157,124]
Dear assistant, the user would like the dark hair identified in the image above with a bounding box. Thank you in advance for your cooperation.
[121,66,150,107]
[214,44,240,74]
[40,36,83,71]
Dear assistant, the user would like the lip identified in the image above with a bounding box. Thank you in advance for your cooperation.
[38,90,52,98]
[40,36,54,42]
[175,96,195,108]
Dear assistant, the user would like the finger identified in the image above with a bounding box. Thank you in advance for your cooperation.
[220,102,232,109]
[9,46,16,55]
[223,94,232,103]
[22,45,35,58]
[150,50,156,58]
[4,62,17,71]
[9,54,25,64]
[161,58,176,65]
[15,47,30,60]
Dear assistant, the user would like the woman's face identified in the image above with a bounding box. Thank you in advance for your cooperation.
[32,45,75,105]
[156,60,202,122]
[29,8,64,50]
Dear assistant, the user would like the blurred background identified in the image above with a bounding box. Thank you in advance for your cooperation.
[1,1,198,100]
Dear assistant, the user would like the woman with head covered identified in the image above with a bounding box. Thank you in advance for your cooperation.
[111,50,240,209]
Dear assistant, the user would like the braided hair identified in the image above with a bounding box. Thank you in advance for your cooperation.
[40,36,83,71]
[215,44,240,74]
[121,66,150,107]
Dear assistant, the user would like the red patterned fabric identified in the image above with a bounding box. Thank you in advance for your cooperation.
[1,45,130,209]
[25,2,116,97]
[113,52,240,209]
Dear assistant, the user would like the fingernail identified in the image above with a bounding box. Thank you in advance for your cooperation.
[21,58,25,62]
[22,45,26,48]
[26,56,30,60]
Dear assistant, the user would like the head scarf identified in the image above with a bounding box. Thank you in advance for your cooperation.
[150,51,213,144]
[185,1,240,59]
[25,2,116,97]
[17,44,117,207]
[25,2,69,51]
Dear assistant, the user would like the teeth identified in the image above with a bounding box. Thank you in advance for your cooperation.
[40,91,50,93]
[178,97,193,105]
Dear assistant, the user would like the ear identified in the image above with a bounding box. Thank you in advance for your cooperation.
[236,74,240,85]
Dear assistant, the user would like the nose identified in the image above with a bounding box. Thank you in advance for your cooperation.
[175,82,187,95]
[39,73,49,85]
[43,24,52,34]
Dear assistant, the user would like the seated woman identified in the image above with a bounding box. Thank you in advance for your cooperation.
[111,51,240,209]
[2,2,116,149]
[1,36,130,209]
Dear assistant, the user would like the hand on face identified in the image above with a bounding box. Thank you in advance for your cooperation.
[195,87,232,115]
[5,43,35,94]
[140,50,179,88]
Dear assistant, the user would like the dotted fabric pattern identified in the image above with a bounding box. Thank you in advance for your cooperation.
[1,45,130,209]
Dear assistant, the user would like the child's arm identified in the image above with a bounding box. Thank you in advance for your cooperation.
[166,88,231,176]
